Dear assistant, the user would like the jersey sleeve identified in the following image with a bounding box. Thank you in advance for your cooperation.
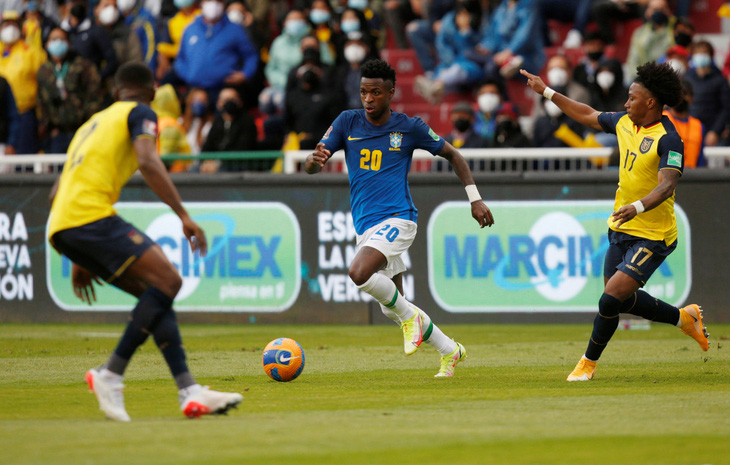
[412,116,446,155]
[319,111,347,153]
[657,131,684,174]
[128,104,158,141]
[597,111,625,134]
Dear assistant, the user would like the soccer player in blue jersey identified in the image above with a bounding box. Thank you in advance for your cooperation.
[48,63,243,420]
[306,59,494,377]
[520,62,710,382]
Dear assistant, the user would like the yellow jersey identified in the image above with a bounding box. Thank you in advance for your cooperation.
[48,101,158,238]
[598,112,684,245]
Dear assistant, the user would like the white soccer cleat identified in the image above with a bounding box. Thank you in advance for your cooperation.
[180,386,243,418]
[85,368,131,422]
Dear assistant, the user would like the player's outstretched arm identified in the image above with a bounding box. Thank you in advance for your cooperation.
[439,141,494,228]
[305,143,331,174]
[520,69,603,131]
[134,137,208,256]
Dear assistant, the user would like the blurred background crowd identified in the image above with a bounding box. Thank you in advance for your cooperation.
[1,0,729,173]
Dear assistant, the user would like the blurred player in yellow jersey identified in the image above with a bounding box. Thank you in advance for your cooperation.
[521,62,710,382]
[48,62,242,421]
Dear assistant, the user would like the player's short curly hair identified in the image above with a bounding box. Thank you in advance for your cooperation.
[634,61,682,108]
[115,61,155,89]
[360,59,396,87]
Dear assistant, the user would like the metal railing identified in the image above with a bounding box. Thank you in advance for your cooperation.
[2,147,728,175]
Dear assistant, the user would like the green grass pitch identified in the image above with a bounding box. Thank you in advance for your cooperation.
[1,323,729,465]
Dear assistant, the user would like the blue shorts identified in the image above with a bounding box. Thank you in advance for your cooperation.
[603,229,677,287]
[51,216,155,283]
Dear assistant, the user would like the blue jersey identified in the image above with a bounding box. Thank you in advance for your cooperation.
[320,110,446,234]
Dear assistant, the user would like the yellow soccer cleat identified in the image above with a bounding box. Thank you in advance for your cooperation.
[567,356,597,382]
[679,304,710,351]
[400,310,424,355]
[435,342,467,378]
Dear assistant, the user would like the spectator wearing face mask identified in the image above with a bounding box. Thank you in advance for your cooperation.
[664,79,705,168]
[60,0,118,81]
[587,58,627,147]
[182,87,213,154]
[226,0,264,49]
[283,42,342,150]
[473,80,507,146]
[308,0,338,59]
[334,7,378,65]
[685,40,730,148]
[662,44,689,76]
[259,9,312,115]
[432,101,487,172]
[533,96,590,149]
[175,0,258,104]
[0,10,46,154]
[36,26,103,153]
[156,0,200,82]
[332,32,372,109]
[532,55,590,117]
[94,0,143,67]
[625,0,675,83]
[343,0,383,50]
[573,30,606,92]
[199,87,262,172]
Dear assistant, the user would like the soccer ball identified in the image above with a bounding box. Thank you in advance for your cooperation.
[262,338,305,382]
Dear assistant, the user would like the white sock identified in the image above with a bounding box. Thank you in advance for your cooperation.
[178,383,203,403]
[379,302,456,356]
[358,274,415,322]
[99,368,123,383]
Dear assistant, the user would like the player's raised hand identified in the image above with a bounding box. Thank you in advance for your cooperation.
[305,143,331,174]
[471,200,494,228]
[520,69,547,95]
[182,216,208,257]
[72,264,102,305]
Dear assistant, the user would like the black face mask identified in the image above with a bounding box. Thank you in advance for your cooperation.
[650,11,668,27]
[675,32,692,47]
[70,4,87,20]
[301,47,321,66]
[587,50,603,61]
[223,100,241,115]
[453,118,471,133]
[674,98,690,114]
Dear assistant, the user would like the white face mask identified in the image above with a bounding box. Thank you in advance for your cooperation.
[596,70,615,90]
[478,93,500,114]
[343,44,366,64]
[547,67,569,87]
[1,24,21,44]
[667,58,686,75]
[116,0,136,13]
[227,10,245,25]
[98,5,119,26]
[201,0,224,21]
[544,100,563,118]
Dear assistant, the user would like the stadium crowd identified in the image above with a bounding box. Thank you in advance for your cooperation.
[1,0,729,172]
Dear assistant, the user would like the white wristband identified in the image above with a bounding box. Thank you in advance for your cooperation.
[465,184,481,203]
[543,87,556,101]
[631,200,645,214]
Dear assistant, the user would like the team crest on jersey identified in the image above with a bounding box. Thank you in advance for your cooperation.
[389,132,403,151]
[639,136,654,154]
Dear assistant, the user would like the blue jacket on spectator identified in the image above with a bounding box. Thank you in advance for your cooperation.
[479,0,545,74]
[175,15,258,90]
[434,10,484,83]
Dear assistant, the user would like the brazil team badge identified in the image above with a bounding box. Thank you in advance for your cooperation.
[389,132,402,151]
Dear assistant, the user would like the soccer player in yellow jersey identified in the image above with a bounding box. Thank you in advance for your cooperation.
[48,63,242,420]
[520,62,710,382]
